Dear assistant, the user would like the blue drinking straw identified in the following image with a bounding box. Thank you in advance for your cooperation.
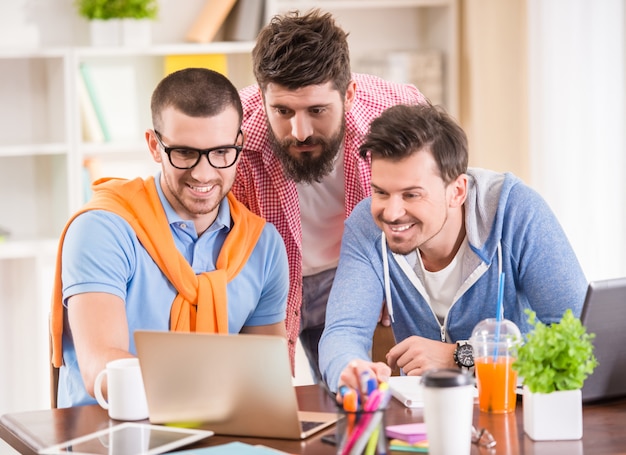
[493,272,505,361]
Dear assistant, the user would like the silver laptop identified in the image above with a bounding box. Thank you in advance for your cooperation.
[581,277,626,403]
[134,331,337,439]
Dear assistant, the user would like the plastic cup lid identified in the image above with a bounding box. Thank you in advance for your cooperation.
[421,368,474,388]
[469,318,522,347]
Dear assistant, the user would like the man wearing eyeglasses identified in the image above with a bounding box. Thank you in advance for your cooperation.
[50,68,289,408]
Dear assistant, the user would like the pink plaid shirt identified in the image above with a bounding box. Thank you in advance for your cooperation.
[233,73,426,365]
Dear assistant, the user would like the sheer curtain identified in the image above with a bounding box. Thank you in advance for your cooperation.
[528,0,626,281]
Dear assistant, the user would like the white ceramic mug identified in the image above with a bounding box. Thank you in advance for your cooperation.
[94,358,149,421]
[422,369,475,455]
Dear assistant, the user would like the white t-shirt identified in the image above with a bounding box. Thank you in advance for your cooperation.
[413,236,470,323]
[296,149,346,276]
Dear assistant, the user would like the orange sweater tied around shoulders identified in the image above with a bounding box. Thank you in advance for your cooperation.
[50,176,265,368]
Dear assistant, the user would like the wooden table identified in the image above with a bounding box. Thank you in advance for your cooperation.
[1,385,625,454]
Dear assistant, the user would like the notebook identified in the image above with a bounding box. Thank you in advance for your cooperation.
[388,376,424,408]
[580,277,626,403]
[388,375,478,408]
[134,331,337,439]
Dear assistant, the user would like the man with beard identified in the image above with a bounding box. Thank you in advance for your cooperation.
[232,9,426,380]
[319,103,587,392]
[50,68,289,407]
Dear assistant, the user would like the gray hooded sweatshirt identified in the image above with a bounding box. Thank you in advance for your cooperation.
[319,168,587,391]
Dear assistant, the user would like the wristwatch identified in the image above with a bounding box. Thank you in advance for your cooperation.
[454,341,475,370]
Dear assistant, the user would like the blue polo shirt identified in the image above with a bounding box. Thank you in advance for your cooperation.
[57,174,288,407]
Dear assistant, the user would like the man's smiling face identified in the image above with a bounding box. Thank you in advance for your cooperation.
[370,149,454,255]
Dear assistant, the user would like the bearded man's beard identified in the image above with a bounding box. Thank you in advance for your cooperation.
[267,120,346,183]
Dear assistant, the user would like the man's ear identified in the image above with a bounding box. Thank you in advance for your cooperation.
[344,80,356,112]
[449,174,468,208]
[258,86,265,109]
[146,129,163,164]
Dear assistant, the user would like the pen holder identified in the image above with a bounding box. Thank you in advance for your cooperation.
[336,407,388,455]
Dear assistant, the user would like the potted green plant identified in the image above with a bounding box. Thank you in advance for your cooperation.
[76,0,158,20]
[77,0,119,20]
[119,0,158,47]
[512,308,598,441]
[76,0,158,46]
[119,0,159,20]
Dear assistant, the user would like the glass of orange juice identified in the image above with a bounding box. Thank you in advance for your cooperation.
[470,319,522,413]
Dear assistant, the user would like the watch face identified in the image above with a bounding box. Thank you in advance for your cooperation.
[456,344,474,367]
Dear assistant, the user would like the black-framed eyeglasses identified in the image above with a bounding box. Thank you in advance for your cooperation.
[153,129,243,170]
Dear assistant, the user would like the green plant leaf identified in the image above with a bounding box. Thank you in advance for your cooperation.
[75,0,158,20]
[512,308,598,393]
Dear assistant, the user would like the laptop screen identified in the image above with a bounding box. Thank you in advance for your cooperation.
[580,277,626,402]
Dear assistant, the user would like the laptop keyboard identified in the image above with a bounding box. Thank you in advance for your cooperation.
[301,420,322,432]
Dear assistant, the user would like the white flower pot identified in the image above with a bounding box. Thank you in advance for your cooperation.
[523,386,583,441]
[121,19,152,47]
[89,19,122,47]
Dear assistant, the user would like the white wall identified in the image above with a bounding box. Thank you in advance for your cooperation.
[528,0,626,282]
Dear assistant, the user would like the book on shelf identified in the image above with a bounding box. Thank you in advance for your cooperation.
[185,0,238,43]
[77,68,105,143]
[78,61,140,142]
[164,54,229,77]
[78,63,110,142]
[223,0,265,42]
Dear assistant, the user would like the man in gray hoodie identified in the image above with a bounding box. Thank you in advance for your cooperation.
[319,103,587,392]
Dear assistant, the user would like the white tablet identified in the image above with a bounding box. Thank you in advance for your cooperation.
[38,422,214,455]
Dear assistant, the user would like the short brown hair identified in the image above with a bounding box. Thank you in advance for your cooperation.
[151,68,243,131]
[359,104,468,185]
[252,9,351,95]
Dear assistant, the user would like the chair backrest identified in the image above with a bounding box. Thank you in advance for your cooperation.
[49,314,59,408]
[372,324,400,376]
[50,363,59,409]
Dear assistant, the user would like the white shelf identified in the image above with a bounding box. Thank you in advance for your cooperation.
[0,238,58,260]
[0,48,68,58]
[0,143,68,157]
[74,41,256,57]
